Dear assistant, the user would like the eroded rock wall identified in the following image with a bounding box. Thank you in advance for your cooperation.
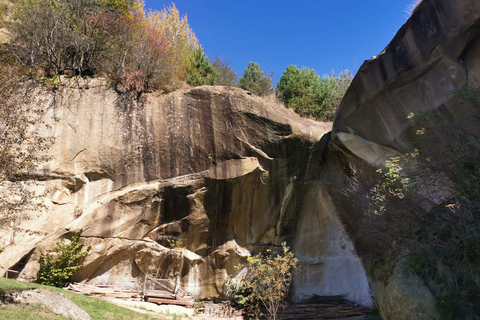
[0,84,372,305]
[329,0,480,318]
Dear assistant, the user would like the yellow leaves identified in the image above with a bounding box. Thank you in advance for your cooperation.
[99,0,137,15]
[146,3,199,81]
[237,243,298,320]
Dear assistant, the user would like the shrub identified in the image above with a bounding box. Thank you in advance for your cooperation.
[6,0,199,93]
[320,70,353,119]
[276,65,327,118]
[370,96,480,319]
[212,56,238,86]
[9,0,129,76]
[230,243,297,320]
[37,230,90,287]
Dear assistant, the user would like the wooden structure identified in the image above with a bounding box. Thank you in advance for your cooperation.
[67,283,141,300]
[142,274,194,307]
[1,267,19,279]
[203,301,240,318]
[66,274,194,307]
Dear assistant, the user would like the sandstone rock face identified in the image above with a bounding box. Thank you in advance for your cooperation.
[0,84,372,305]
[3,0,476,314]
[329,0,480,317]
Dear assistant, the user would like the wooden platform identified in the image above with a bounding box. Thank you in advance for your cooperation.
[67,283,141,300]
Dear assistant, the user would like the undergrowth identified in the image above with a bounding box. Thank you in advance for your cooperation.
[369,87,480,319]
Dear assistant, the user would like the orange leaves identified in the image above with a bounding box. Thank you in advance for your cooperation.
[8,0,200,93]
[114,2,199,92]
[147,3,199,81]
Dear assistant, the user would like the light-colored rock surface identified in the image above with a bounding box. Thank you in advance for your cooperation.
[107,299,196,316]
[3,0,477,316]
[0,84,372,305]
[7,289,92,320]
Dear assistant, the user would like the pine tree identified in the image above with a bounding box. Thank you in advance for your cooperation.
[186,47,218,86]
[239,62,273,97]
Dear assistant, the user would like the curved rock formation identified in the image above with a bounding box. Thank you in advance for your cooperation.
[329,0,480,318]
[2,0,478,317]
[0,84,372,305]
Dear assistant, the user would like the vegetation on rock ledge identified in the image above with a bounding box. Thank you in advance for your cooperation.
[38,230,90,288]
[369,89,480,319]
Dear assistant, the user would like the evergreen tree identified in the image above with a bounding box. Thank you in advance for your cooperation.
[239,62,273,97]
[277,65,352,121]
[186,47,218,86]
[277,65,327,118]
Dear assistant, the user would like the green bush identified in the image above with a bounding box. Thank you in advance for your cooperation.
[229,243,297,320]
[276,66,352,121]
[37,230,90,287]
[370,97,480,319]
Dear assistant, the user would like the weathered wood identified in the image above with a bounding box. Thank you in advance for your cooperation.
[104,292,137,298]
[67,283,140,298]
[145,291,176,299]
[146,297,194,306]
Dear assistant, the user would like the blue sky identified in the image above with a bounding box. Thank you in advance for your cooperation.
[144,1,417,83]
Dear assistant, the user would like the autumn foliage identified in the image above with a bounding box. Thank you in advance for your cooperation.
[229,243,298,320]
[6,0,199,93]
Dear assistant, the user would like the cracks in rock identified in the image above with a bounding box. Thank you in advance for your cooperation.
[79,235,157,243]
[67,123,77,134]
[235,133,274,160]
[71,148,86,162]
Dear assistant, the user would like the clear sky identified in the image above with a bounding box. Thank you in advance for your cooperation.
[144,1,418,83]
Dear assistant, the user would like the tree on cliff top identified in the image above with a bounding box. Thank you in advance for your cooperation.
[239,62,273,97]
[212,56,238,86]
[276,65,352,121]
[6,0,199,93]
[186,47,218,86]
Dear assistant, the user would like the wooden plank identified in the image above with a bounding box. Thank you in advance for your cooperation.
[146,292,176,299]
[146,297,194,306]
[104,292,136,298]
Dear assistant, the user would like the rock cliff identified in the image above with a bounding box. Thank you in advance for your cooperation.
[0,84,372,305]
[1,0,479,317]
[329,0,480,318]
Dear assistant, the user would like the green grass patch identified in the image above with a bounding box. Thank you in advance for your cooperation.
[0,303,69,320]
[0,278,167,320]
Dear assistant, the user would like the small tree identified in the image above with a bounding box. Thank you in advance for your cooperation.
[233,243,297,320]
[321,70,353,119]
[212,56,238,86]
[277,65,328,119]
[239,61,273,97]
[186,47,218,86]
[37,230,90,287]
